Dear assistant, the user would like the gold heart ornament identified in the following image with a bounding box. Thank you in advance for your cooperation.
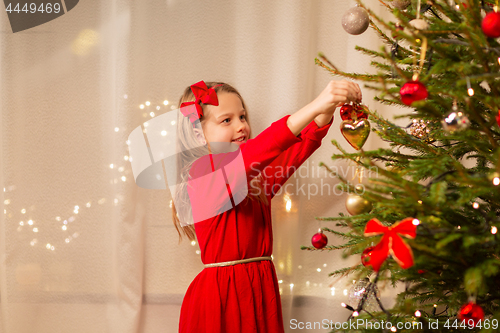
[340,119,370,150]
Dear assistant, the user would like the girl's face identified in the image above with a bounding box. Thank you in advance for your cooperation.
[198,92,250,146]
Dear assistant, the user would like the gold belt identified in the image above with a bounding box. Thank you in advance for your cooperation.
[204,256,272,268]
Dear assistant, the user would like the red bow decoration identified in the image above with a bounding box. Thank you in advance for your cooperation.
[363,217,417,271]
[180,81,221,127]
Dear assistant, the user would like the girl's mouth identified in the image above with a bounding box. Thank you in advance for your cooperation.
[232,136,246,142]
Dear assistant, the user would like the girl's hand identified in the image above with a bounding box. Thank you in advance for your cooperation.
[311,80,362,115]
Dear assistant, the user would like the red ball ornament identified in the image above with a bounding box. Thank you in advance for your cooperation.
[340,103,368,121]
[340,104,354,120]
[400,80,428,106]
[311,229,328,249]
[496,110,500,128]
[361,246,375,267]
[458,302,484,327]
[482,11,500,38]
[418,269,427,274]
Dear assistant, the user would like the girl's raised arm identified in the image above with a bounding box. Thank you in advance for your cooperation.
[242,80,361,183]
[286,80,361,135]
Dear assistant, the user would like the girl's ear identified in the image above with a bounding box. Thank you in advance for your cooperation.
[192,128,207,145]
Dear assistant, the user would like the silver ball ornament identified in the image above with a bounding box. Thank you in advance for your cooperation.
[348,278,380,313]
[342,7,370,35]
[392,0,411,10]
[409,19,429,31]
[442,110,470,133]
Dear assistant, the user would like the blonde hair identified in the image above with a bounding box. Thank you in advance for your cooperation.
[172,81,269,243]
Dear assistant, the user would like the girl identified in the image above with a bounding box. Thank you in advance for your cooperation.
[173,80,361,333]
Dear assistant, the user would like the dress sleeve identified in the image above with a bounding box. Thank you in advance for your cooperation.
[260,114,334,199]
[239,115,303,182]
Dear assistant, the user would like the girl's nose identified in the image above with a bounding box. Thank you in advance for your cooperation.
[236,119,246,131]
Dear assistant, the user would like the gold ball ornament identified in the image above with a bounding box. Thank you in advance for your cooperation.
[346,193,373,215]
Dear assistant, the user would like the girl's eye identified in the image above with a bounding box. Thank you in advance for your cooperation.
[222,115,245,123]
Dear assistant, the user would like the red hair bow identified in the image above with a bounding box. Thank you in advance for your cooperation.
[363,217,417,271]
[180,81,220,126]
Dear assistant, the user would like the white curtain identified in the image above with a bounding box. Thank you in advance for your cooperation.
[0,1,402,332]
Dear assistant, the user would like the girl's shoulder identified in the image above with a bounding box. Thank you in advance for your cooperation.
[189,149,241,179]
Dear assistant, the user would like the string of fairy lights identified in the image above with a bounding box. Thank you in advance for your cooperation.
[2,95,176,253]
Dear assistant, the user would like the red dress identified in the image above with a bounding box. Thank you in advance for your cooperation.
[179,114,333,333]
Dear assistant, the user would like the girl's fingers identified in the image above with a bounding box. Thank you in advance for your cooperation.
[351,91,358,102]
[330,82,362,103]
[332,90,354,104]
[331,87,349,100]
[355,90,362,102]
[345,85,357,102]
[349,82,362,102]
[335,81,350,89]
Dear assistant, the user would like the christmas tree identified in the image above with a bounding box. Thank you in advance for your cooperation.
[303,0,500,332]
